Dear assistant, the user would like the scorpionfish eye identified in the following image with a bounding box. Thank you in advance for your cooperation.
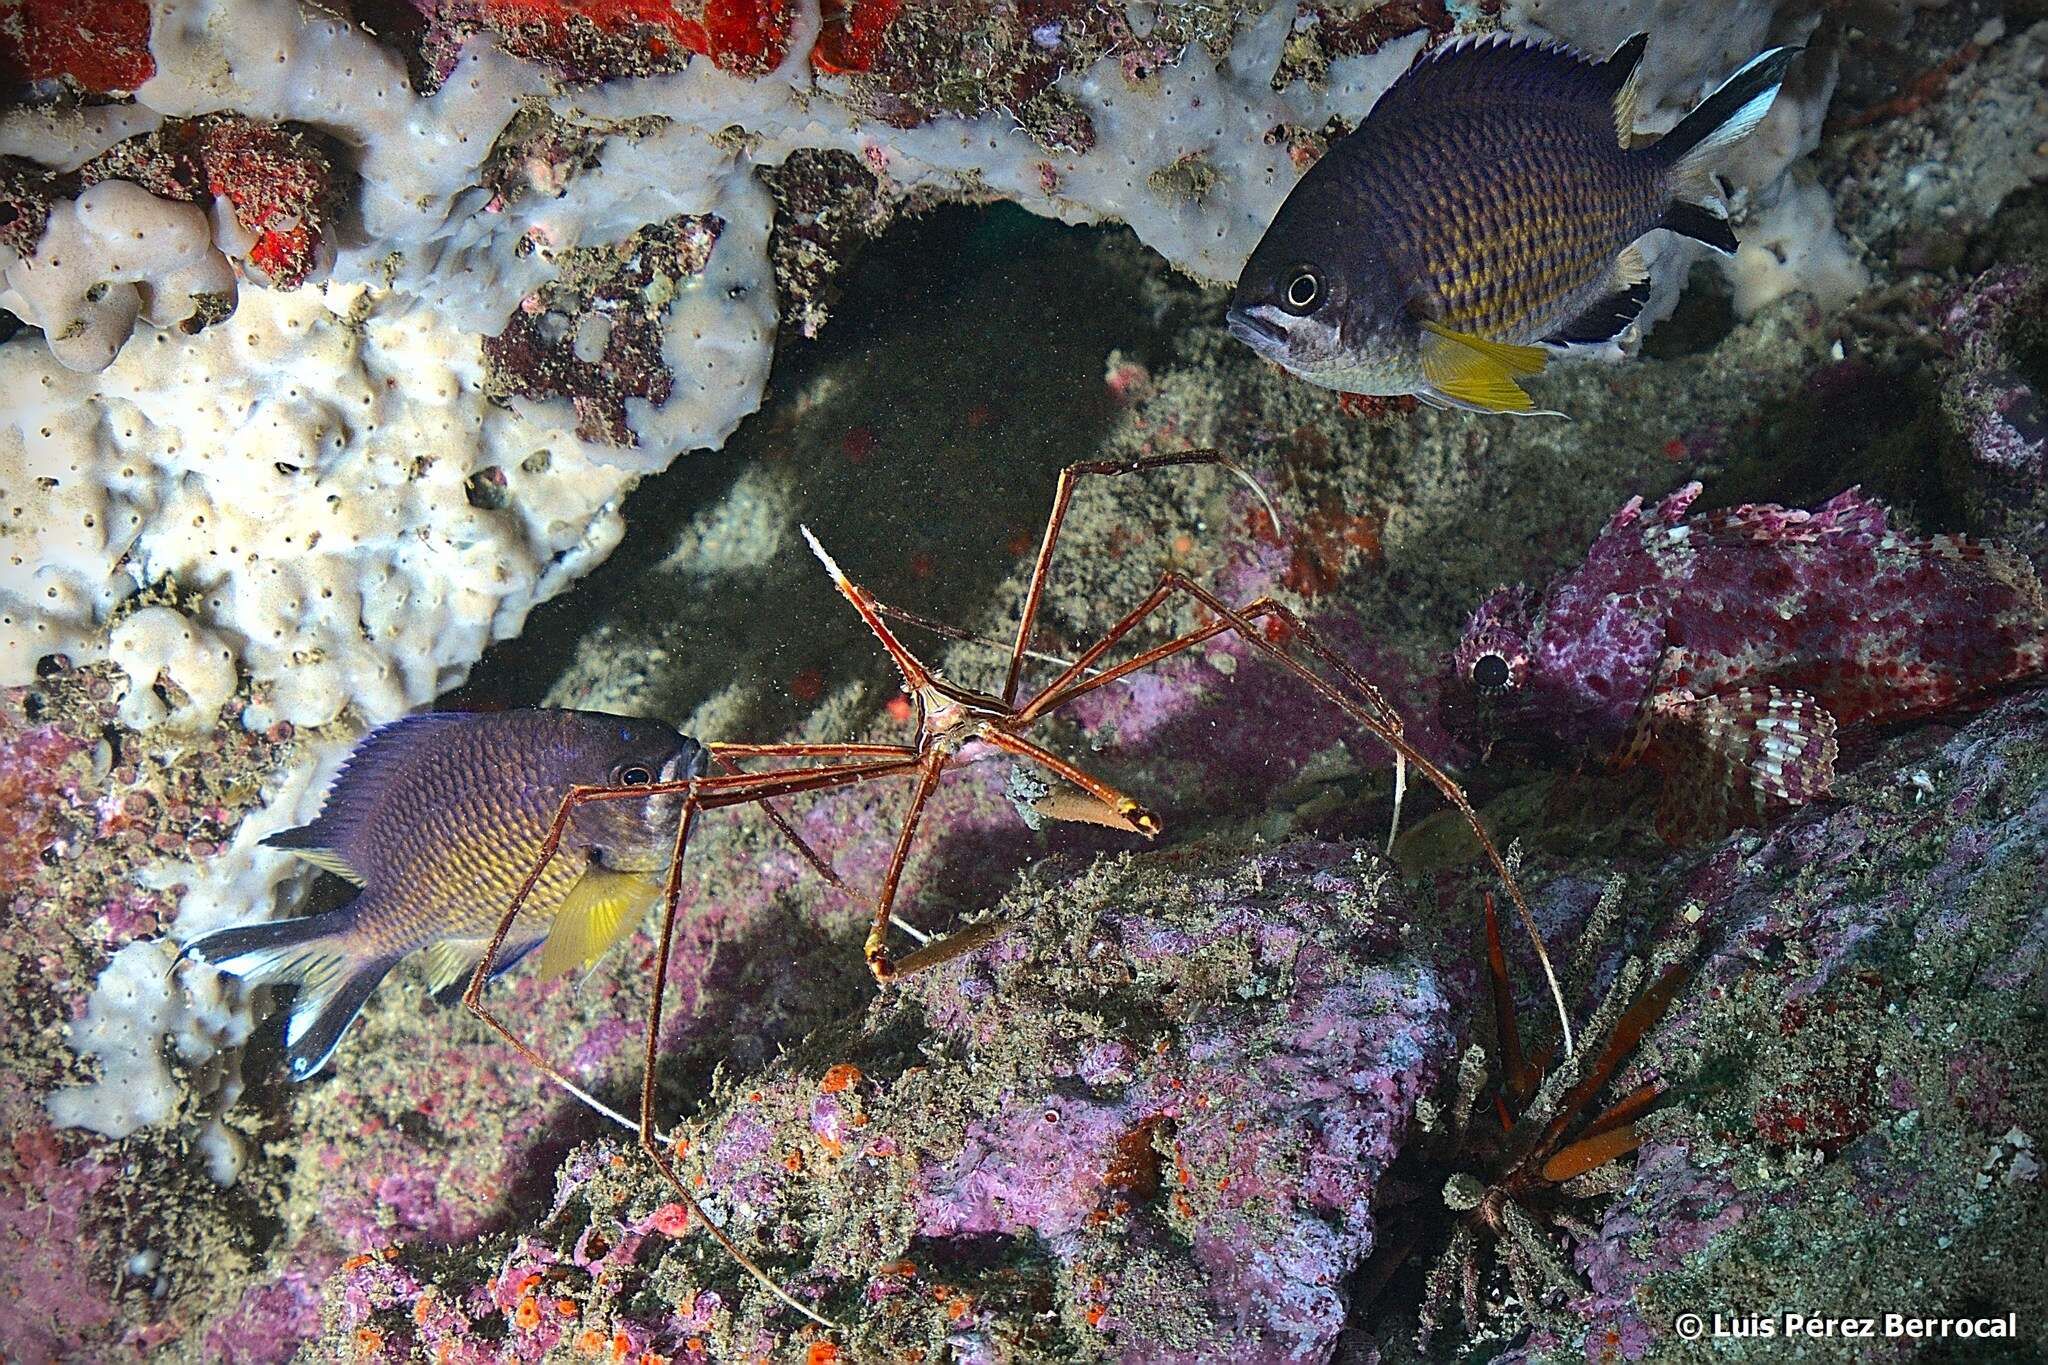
[1471,653,1514,694]
[616,764,653,786]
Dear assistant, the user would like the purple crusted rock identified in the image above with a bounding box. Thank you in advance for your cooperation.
[1939,261,2048,569]
[1486,691,2048,1361]
[1942,263,2047,478]
[203,1269,325,1365]
[0,1090,119,1362]
[317,839,1459,1360]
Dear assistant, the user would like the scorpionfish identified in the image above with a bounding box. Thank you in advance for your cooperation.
[1441,483,2048,840]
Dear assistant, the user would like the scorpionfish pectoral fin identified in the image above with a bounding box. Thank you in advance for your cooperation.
[1639,685,1840,843]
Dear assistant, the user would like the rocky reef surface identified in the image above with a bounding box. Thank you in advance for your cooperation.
[322,840,1458,1361]
[3,0,2047,1360]
[293,687,2048,1363]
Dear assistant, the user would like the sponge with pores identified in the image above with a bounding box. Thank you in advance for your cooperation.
[107,606,240,731]
[0,179,237,374]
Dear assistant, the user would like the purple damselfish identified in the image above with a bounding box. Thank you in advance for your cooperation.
[1229,35,1796,412]
[1441,483,2048,840]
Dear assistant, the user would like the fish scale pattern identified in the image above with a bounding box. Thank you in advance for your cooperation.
[1362,102,1659,343]
[360,717,584,955]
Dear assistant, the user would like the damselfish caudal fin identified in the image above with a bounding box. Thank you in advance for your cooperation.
[1656,45,1799,204]
[182,911,400,1081]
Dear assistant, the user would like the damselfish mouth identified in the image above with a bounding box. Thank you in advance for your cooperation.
[1226,306,1287,350]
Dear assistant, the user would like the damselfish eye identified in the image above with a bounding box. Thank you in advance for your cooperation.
[617,765,653,786]
[1471,653,1512,694]
[1283,269,1321,313]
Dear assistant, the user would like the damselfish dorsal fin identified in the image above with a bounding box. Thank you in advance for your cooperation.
[262,712,479,882]
[536,868,662,980]
[1419,321,1549,413]
[277,845,366,884]
[1374,31,1640,126]
[1608,33,1648,142]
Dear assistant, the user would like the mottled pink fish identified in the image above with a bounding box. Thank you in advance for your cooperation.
[1441,483,2048,840]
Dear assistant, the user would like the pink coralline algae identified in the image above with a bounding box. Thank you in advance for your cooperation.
[1520,690,2048,1361]
[1,1101,119,1361]
[1443,483,2048,840]
[0,716,88,888]
[203,1270,326,1365]
[322,839,1458,1360]
[1941,263,2046,478]
[905,848,1445,1347]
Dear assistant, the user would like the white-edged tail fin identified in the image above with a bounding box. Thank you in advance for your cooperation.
[183,910,399,1080]
[1659,46,1799,197]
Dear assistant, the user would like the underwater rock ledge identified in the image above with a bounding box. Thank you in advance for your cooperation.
[1536,688,2048,1363]
[7,4,2048,1359]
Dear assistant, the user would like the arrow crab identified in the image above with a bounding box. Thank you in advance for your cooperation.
[461,450,1571,1325]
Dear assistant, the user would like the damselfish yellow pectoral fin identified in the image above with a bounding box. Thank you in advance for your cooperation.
[1419,321,1549,413]
[537,868,662,980]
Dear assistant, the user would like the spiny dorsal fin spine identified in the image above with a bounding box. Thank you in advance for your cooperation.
[1376,31,1627,123]
[260,711,479,878]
